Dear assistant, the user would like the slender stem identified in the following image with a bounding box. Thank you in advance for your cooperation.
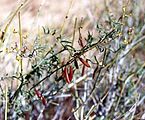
[60,0,74,35]
[1,3,24,41]
[10,11,24,103]
[18,12,23,74]
[72,18,77,47]
[5,84,8,120]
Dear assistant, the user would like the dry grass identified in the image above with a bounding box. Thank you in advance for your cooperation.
[0,0,145,119]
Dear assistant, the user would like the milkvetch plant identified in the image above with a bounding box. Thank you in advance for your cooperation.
[0,0,145,119]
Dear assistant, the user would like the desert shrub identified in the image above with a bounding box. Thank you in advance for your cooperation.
[0,0,145,120]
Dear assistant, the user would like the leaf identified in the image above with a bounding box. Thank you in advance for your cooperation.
[52,30,56,35]
[42,26,49,34]
[87,31,93,44]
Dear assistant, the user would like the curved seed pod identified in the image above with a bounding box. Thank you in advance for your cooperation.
[69,65,74,81]
[79,58,90,67]
[41,96,47,106]
[34,88,42,98]
[64,67,70,83]
[78,36,84,47]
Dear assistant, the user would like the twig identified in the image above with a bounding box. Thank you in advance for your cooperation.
[5,84,8,120]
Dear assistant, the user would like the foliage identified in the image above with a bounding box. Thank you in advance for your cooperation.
[0,0,145,119]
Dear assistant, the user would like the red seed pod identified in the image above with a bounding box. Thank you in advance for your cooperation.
[78,36,84,48]
[69,65,74,82]
[34,88,42,98]
[41,96,47,106]
[24,111,30,120]
[79,58,90,68]
[64,67,70,83]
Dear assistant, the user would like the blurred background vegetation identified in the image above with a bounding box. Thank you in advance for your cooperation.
[0,0,145,119]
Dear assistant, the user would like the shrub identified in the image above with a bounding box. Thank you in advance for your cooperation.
[0,0,145,119]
